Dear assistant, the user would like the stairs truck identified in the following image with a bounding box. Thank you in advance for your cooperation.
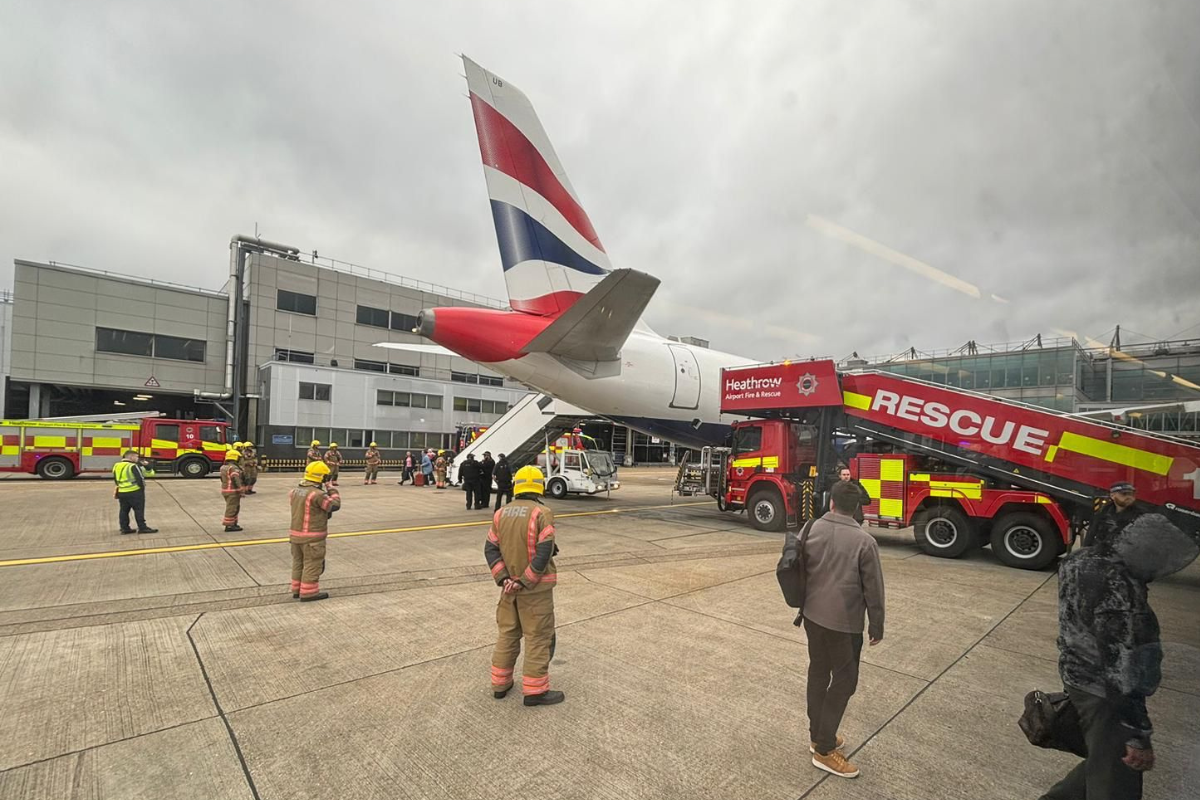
[677,359,1200,570]
[0,413,231,479]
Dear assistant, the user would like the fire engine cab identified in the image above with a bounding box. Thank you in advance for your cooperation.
[678,359,1200,571]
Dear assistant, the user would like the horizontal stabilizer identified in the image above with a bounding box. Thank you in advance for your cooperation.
[522,269,660,362]
[372,342,457,357]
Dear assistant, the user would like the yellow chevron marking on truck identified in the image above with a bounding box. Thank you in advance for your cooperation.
[1049,432,1173,476]
[842,390,872,411]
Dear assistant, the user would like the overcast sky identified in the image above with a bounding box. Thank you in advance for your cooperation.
[2,0,1197,361]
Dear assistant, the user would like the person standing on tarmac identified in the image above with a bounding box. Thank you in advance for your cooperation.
[479,451,495,509]
[493,453,514,510]
[484,465,563,706]
[289,460,341,602]
[1084,481,1143,549]
[113,450,157,534]
[434,450,448,488]
[241,442,259,495]
[323,442,343,486]
[364,442,382,485]
[401,450,415,485]
[802,480,886,780]
[306,440,323,465]
[837,465,872,525]
[460,454,482,509]
[220,449,246,532]
[420,450,433,486]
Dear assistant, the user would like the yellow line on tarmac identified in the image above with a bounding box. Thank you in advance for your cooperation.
[0,501,710,568]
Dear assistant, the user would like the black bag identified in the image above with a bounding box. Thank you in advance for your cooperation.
[776,519,815,610]
[1018,690,1087,757]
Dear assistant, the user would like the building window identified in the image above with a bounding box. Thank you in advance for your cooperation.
[451,371,476,384]
[275,348,315,364]
[453,397,507,414]
[378,390,441,408]
[356,305,390,328]
[299,382,331,401]
[481,375,503,387]
[388,363,419,376]
[354,358,387,373]
[277,289,317,316]
[391,312,419,333]
[96,327,206,363]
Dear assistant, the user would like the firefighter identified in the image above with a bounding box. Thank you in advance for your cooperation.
[323,442,343,486]
[364,441,382,485]
[306,440,323,464]
[484,465,564,706]
[434,450,448,488]
[289,460,341,601]
[220,449,246,532]
[242,441,259,495]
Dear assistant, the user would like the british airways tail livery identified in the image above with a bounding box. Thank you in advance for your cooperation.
[376,57,756,449]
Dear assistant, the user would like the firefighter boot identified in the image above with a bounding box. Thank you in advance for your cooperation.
[493,687,510,699]
[523,690,565,707]
[300,592,330,602]
[225,524,243,532]
[137,527,159,533]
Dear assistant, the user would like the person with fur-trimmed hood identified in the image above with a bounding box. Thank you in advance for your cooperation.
[1042,512,1199,799]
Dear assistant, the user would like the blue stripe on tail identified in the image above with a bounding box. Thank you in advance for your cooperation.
[490,201,608,275]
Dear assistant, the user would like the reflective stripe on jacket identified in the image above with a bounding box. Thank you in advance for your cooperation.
[289,482,341,541]
[483,498,557,592]
[220,463,245,494]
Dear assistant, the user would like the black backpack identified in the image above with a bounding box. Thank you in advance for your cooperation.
[1018,690,1086,757]
[776,519,815,611]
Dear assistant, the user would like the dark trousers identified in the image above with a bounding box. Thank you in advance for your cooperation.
[804,618,863,755]
[464,483,477,509]
[117,490,148,531]
[477,479,491,508]
[494,486,513,510]
[1040,687,1143,800]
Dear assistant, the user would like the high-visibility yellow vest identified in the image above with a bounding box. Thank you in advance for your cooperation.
[113,461,141,493]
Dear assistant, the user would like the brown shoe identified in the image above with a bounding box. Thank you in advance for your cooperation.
[809,733,846,754]
[811,749,859,779]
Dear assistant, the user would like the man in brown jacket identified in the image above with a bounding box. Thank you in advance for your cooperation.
[364,442,382,485]
[289,461,341,602]
[220,449,245,532]
[802,480,886,779]
[483,465,563,706]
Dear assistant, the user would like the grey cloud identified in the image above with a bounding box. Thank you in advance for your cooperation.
[1,0,1197,364]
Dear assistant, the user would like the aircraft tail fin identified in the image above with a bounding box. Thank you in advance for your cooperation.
[522,269,660,362]
[463,56,613,317]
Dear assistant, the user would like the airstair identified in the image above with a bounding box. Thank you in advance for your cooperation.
[449,393,588,483]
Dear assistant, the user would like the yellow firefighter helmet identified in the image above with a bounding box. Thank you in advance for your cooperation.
[369,441,377,447]
[304,461,331,482]
[310,440,321,447]
[329,442,339,448]
[224,449,241,461]
[512,465,545,496]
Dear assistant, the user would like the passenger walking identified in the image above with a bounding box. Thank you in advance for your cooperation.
[364,442,382,485]
[323,442,343,486]
[484,465,563,706]
[306,440,323,464]
[420,450,433,486]
[837,465,872,524]
[242,442,259,495]
[288,461,342,602]
[1040,513,1198,800]
[112,450,157,534]
[220,449,246,532]
[479,451,495,509]
[1083,481,1143,549]
[400,451,415,485]
[460,454,482,509]
[802,480,886,779]
[493,453,514,510]
[434,450,448,489]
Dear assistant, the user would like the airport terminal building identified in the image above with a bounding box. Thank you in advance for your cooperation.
[7,241,531,462]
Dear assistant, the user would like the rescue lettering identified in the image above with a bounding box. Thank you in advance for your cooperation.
[870,390,1051,456]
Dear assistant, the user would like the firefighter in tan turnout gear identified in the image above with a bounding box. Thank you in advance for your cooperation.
[324,442,343,486]
[289,460,341,602]
[364,442,382,485]
[306,440,323,464]
[220,449,246,532]
[240,441,259,495]
[484,465,563,706]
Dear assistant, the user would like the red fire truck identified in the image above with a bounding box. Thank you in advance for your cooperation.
[0,414,231,479]
[678,360,1200,570]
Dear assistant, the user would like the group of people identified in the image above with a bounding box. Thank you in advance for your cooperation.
[458,451,514,510]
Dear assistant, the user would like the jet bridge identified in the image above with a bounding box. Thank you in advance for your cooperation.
[448,393,589,484]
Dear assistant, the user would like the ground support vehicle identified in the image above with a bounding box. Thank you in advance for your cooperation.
[534,428,619,499]
[678,359,1200,570]
[0,414,230,479]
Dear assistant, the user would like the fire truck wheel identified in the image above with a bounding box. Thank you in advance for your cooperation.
[990,513,1058,570]
[37,457,75,480]
[748,488,784,532]
[546,478,569,499]
[913,506,973,558]
[178,457,210,478]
